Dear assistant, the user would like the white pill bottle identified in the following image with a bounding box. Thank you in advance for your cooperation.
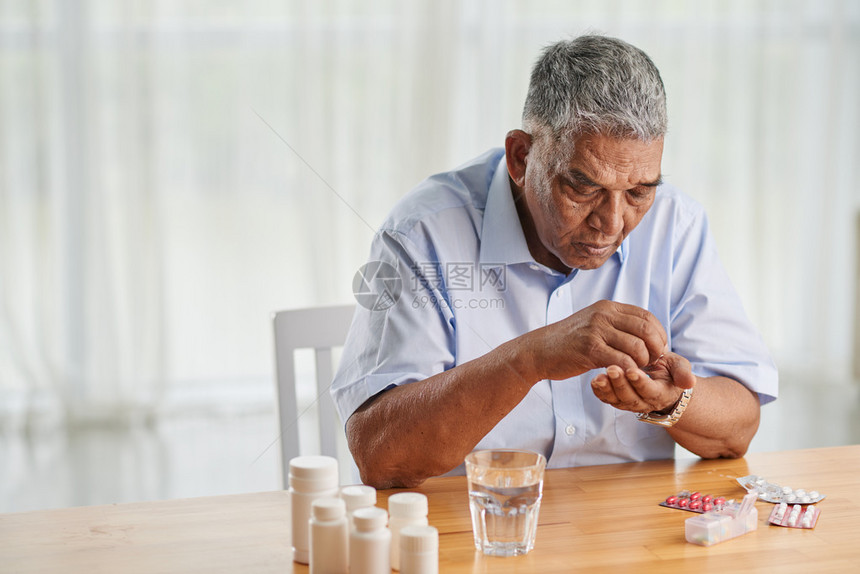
[350,506,391,574]
[399,525,439,574]
[340,484,378,530]
[309,497,349,574]
[388,492,428,571]
[289,455,339,564]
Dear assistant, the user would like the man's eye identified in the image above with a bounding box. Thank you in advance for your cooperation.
[567,184,600,197]
[628,188,653,202]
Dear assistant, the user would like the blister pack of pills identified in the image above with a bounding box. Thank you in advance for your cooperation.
[736,475,825,504]
[768,503,820,529]
[660,490,729,513]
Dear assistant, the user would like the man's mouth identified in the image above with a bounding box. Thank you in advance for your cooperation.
[574,242,616,257]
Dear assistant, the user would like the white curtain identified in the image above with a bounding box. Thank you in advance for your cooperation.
[1,0,858,428]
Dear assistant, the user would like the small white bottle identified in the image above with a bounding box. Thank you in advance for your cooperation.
[350,506,391,574]
[399,525,439,574]
[309,497,348,574]
[341,484,377,530]
[388,492,429,571]
[289,455,339,564]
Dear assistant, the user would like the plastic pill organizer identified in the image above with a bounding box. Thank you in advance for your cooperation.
[683,492,758,546]
[736,475,825,505]
[659,490,758,546]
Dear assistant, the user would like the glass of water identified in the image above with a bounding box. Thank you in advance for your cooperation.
[465,449,546,557]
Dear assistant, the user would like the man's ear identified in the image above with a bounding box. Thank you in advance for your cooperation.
[504,130,532,188]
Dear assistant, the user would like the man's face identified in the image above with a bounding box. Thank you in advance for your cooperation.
[521,133,664,271]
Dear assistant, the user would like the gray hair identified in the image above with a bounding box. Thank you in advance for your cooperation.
[522,35,667,142]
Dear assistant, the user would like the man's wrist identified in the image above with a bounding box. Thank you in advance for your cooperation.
[500,337,544,389]
[636,388,694,427]
[653,388,685,415]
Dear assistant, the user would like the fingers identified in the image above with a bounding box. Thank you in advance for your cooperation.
[606,302,668,365]
[542,301,668,381]
[591,361,691,413]
[584,343,641,373]
[591,367,629,409]
[592,366,661,412]
[579,301,665,369]
[599,328,660,370]
[663,353,696,390]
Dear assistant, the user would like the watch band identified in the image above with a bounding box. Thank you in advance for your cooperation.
[636,388,694,427]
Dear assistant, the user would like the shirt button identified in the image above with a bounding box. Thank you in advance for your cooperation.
[564,425,576,436]
[529,263,540,271]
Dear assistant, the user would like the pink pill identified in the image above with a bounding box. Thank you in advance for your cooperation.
[678,498,690,508]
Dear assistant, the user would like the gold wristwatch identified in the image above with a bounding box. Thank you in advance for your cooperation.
[635,388,694,427]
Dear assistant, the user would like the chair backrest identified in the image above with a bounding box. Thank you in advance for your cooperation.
[272,304,356,488]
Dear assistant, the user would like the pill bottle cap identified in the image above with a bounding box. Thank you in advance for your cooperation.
[388,492,428,518]
[341,485,377,511]
[400,525,438,552]
[352,506,388,531]
[289,456,338,491]
[312,497,346,521]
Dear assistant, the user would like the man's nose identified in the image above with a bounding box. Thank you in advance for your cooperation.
[587,193,625,236]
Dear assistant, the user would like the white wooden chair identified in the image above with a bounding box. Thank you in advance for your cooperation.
[272,304,357,487]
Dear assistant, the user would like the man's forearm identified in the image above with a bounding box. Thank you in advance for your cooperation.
[345,338,541,489]
[344,302,673,488]
[667,375,761,458]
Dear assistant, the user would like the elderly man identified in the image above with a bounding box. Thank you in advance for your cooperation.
[332,35,778,489]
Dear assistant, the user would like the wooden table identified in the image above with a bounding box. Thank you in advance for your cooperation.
[2,445,858,573]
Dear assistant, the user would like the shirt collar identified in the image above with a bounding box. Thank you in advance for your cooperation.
[479,155,536,266]
[617,236,628,264]
[479,153,628,268]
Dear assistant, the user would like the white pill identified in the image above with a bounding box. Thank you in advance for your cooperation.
[774,502,788,521]
[787,505,802,527]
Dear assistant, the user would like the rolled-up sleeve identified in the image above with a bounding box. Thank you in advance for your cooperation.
[331,228,457,424]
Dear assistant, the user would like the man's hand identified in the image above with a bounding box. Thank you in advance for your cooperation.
[590,352,697,414]
[529,300,668,381]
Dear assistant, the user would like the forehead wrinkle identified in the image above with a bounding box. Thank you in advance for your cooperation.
[574,137,662,190]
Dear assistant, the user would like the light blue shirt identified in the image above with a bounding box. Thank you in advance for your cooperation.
[332,148,778,472]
